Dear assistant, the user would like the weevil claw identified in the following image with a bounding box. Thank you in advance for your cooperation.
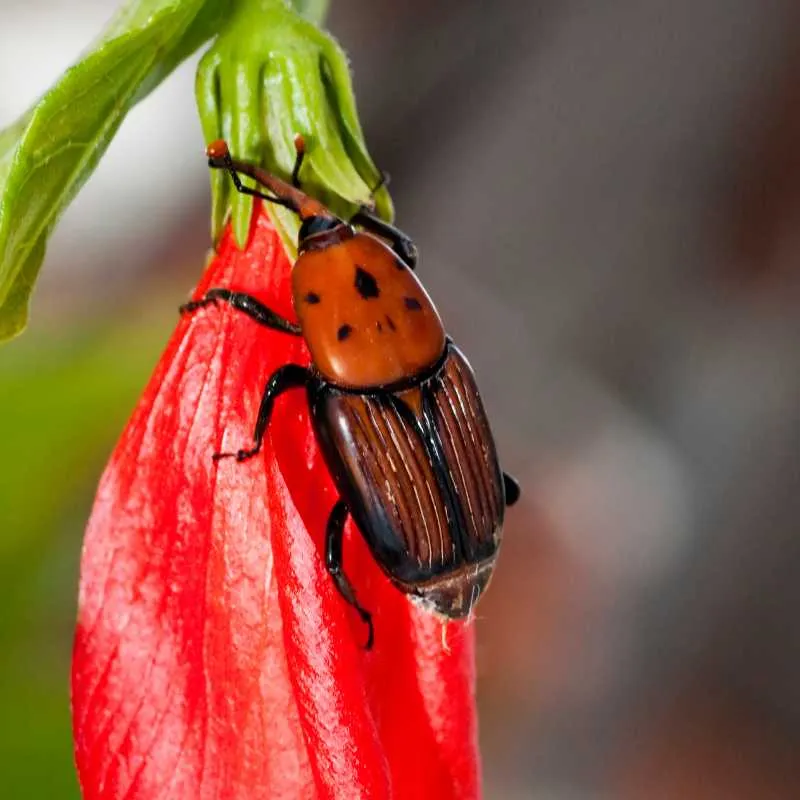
[179,297,218,316]
[212,447,258,463]
[361,612,374,651]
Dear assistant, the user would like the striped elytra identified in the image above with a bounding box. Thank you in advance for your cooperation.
[309,342,505,618]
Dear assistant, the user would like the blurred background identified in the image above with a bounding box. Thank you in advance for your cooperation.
[2,0,800,796]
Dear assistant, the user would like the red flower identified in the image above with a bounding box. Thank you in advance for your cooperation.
[72,203,481,800]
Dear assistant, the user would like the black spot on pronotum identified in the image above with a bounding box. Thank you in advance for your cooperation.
[404,296,422,311]
[385,315,396,331]
[337,324,353,341]
[376,320,383,332]
[304,291,321,304]
[354,266,380,299]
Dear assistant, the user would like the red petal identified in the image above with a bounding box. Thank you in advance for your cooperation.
[73,204,480,799]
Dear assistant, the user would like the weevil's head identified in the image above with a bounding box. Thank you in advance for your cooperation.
[206,139,355,254]
[297,214,354,253]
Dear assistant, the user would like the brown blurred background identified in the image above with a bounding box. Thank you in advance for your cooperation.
[2,0,800,796]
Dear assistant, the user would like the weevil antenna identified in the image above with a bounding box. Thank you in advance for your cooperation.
[206,139,331,221]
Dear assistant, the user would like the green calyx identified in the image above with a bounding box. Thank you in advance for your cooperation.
[0,0,389,344]
[196,0,392,252]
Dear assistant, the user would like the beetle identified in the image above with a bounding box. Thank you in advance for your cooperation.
[181,139,520,648]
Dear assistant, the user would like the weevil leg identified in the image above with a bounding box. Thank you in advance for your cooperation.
[213,364,310,463]
[291,139,305,189]
[370,170,390,199]
[180,288,301,336]
[349,207,418,270]
[503,472,521,507]
[359,170,390,211]
[326,499,374,650]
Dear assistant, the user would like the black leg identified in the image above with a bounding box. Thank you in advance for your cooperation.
[349,207,418,270]
[291,138,305,189]
[326,499,374,650]
[214,364,310,462]
[370,170,389,198]
[181,288,301,336]
[503,472,521,507]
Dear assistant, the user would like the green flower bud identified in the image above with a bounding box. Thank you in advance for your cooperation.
[196,0,392,251]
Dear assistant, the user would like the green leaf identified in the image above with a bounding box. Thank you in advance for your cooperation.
[195,0,392,250]
[0,238,46,342]
[0,0,227,344]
